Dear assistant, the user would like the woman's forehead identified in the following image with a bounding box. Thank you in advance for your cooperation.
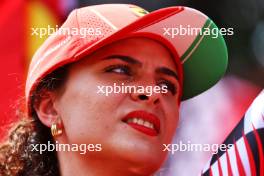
[78,37,178,72]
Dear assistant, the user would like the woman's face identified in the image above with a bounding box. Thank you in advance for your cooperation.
[54,37,180,173]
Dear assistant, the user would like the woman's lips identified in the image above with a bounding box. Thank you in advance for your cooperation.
[122,110,161,136]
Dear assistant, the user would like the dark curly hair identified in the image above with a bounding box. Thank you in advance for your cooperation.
[0,66,68,176]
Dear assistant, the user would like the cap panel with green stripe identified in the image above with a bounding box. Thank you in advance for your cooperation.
[180,18,228,100]
[137,7,228,100]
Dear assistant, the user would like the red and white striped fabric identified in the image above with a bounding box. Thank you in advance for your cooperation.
[202,90,264,176]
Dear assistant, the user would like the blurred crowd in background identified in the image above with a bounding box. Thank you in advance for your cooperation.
[0,0,263,175]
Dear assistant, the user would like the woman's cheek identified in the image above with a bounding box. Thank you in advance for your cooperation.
[162,98,179,142]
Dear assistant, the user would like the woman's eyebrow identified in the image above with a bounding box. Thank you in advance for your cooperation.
[102,55,178,80]
[155,67,178,81]
[103,55,142,66]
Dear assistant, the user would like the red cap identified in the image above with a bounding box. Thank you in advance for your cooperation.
[26,4,228,115]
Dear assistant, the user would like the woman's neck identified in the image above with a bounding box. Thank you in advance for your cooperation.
[57,149,148,176]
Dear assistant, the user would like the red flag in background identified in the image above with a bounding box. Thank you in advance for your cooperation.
[0,0,26,141]
[0,0,73,141]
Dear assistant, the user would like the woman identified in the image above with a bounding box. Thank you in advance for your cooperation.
[0,4,228,176]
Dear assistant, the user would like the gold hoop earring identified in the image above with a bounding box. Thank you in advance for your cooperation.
[51,120,63,137]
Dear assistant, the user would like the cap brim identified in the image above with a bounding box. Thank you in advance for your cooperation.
[74,6,228,100]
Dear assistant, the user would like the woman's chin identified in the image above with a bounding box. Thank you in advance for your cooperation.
[109,140,167,173]
[122,150,165,175]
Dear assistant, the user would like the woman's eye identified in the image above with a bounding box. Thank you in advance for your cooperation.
[158,80,176,95]
[104,65,132,76]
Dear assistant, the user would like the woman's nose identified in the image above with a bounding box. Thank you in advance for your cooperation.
[130,89,160,105]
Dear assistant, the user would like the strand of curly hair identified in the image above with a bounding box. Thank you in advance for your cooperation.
[0,66,68,176]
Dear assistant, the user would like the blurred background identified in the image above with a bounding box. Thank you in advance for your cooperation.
[0,0,263,175]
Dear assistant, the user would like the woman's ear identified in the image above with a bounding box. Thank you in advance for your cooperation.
[33,90,60,128]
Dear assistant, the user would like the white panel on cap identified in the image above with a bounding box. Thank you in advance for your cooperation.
[138,7,207,58]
